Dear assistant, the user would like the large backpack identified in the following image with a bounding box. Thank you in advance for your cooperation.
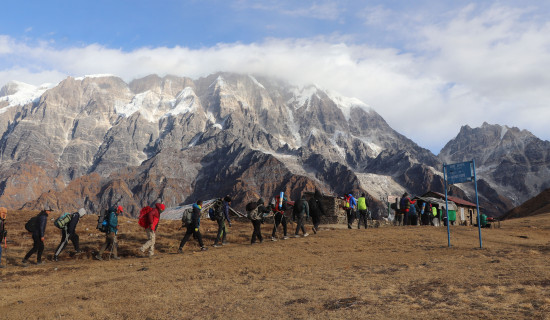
[54,212,72,229]
[97,209,111,233]
[208,199,223,221]
[138,206,153,228]
[181,208,193,227]
[247,207,262,221]
[25,215,39,233]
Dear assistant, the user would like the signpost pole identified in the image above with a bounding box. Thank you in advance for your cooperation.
[443,164,451,247]
[472,159,483,248]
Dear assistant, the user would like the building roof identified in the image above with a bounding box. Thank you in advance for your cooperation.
[423,191,478,208]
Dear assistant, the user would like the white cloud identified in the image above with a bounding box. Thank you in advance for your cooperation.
[0,4,549,153]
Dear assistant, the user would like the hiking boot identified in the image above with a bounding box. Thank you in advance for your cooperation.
[112,256,121,260]
[94,254,103,261]
[213,244,221,248]
[36,261,43,265]
[294,234,300,238]
[303,233,309,237]
[312,227,317,234]
[53,255,59,262]
[21,259,29,266]
[200,247,208,251]
[283,236,289,240]
[177,248,183,254]
[271,237,277,241]
[221,241,228,246]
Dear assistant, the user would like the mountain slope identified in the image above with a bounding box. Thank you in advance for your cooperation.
[439,122,550,209]
[0,73,495,216]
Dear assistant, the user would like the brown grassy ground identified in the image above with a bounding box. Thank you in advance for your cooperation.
[0,211,549,320]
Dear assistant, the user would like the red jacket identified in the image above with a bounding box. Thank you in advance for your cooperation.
[146,203,164,231]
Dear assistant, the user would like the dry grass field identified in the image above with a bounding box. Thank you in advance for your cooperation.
[1,210,549,319]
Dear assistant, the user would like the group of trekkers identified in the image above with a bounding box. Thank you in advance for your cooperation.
[0,189,371,267]
[395,192,447,227]
[340,193,371,230]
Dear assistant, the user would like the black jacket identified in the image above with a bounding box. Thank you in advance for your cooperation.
[308,190,325,218]
[67,213,80,234]
[34,211,48,238]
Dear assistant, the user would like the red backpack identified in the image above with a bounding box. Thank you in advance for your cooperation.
[138,206,153,228]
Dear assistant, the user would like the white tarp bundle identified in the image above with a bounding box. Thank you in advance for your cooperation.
[161,199,245,220]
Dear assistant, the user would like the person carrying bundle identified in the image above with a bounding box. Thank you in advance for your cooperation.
[53,208,86,261]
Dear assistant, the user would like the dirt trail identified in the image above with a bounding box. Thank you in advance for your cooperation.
[1,211,549,319]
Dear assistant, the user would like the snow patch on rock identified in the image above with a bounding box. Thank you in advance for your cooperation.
[0,81,53,112]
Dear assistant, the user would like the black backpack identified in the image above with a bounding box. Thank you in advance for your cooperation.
[0,219,6,242]
[97,209,111,233]
[209,200,223,221]
[25,215,39,233]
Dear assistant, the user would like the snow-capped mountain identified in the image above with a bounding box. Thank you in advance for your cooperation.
[0,73,536,217]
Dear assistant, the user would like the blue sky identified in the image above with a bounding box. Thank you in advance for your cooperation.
[1,0,549,153]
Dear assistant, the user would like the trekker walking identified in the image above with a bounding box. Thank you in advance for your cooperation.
[213,196,232,247]
[308,189,325,234]
[0,207,7,268]
[95,206,123,260]
[139,203,164,257]
[23,206,52,265]
[178,200,208,253]
[271,194,290,241]
[247,198,270,244]
[357,193,369,229]
[344,193,357,229]
[293,195,310,237]
[54,208,86,261]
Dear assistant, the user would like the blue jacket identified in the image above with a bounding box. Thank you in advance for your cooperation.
[409,203,417,216]
[191,203,201,228]
[222,201,231,223]
[348,195,357,209]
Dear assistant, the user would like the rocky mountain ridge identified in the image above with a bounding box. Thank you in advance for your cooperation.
[439,122,550,211]
[0,73,540,217]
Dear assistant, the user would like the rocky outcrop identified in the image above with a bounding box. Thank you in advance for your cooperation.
[439,122,550,211]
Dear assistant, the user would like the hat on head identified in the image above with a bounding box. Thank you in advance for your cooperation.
[78,208,87,217]
[156,203,165,211]
[117,205,124,213]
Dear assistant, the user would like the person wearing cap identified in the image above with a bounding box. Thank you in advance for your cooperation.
[53,208,86,261]
[0,207,7,268]
[95,205,123,260]
[22,206,52,265]
[140,203,164,257]
[213,196,232,247]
